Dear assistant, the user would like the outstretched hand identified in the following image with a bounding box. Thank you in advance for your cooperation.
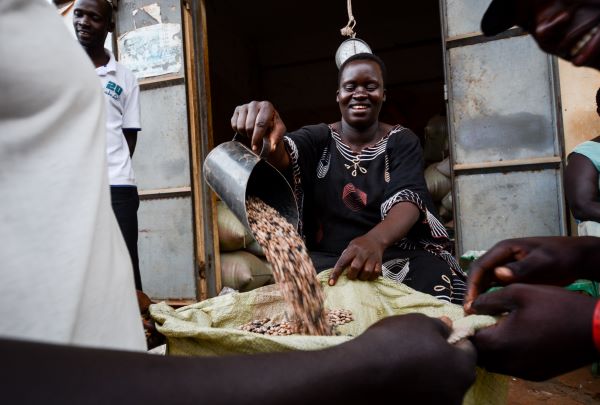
[464,236,600,313]
[328,234,384,286]
[355,313,477,404]
[231,100,287,157]
[470,284,597,381]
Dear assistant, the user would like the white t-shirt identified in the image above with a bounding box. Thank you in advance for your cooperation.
[0,0,146,352]
[96,50,141,186]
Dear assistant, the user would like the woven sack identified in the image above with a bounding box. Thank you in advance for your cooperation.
[220,251,273,292]
[151,271,508,405]
[217,201,255,251]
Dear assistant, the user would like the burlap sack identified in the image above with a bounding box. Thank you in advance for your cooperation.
[217,201,255,251]
[220,251,274,292]
[150,271,508,405]
[425,163,452,202]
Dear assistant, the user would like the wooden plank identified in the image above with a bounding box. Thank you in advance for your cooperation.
[138,186,192,200]
[182,0,221,301]
[445,27,526,49]
[453,156,562,172]
[139,74,185,90]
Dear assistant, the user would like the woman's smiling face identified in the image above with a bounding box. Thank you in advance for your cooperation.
[337,59,386,130]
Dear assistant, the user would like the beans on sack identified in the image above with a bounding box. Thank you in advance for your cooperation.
[325,308,354,326]
[240,309,354,336]
[239,318,298,336]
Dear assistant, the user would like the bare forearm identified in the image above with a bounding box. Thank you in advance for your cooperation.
[0,338,357,404]
[0,335,415,404]
[368,202,420,249]
[123,129,138,157]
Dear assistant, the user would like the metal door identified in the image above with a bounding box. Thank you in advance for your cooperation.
[439,0,567,255]
[114,0,198,301]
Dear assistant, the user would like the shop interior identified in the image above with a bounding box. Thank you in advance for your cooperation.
[204,0,454,276]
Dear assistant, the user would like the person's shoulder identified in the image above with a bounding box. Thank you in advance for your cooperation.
[570,139,600,166]
[290,123,330,138]
[113,59,138,85]
[302,123,330,134]
[387,124,419,146]
[572,139,600,153]
[115,62,137,79]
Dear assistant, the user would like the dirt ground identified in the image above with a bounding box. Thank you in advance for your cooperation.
[507,366,600,404]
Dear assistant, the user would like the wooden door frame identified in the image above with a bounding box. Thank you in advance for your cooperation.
[182,0,221,300]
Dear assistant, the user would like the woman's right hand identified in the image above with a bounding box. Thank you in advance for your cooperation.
[231,101,287,157]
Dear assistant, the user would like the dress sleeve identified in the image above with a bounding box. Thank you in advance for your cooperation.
[380,127,448,240]
[121,70,141,130]
[283,124,330,175]
[282,124,330,234]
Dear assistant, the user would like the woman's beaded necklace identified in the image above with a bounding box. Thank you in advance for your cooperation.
[332,124,386,177]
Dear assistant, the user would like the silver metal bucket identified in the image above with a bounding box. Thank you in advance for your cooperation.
[203,135,299,232]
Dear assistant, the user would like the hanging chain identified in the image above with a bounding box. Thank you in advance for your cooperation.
[340,0,356,38]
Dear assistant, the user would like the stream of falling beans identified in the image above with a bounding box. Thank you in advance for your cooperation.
[246,196,332,336]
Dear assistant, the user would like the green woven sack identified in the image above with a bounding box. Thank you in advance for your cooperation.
[151,270,508,405]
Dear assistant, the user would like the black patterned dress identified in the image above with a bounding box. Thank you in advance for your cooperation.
[283,123,466,304]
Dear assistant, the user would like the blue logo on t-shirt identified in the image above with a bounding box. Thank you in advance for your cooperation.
[105,81,123,100]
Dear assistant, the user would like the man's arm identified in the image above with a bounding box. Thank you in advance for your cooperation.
[565,152,600,222]
[1,314,476,405]
[123,129,138,157]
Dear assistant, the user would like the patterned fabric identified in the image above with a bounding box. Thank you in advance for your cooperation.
[283,123,466,304]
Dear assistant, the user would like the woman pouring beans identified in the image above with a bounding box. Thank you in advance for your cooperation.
[232,53,467,304]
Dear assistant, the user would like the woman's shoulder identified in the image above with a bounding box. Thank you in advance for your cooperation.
[289,123,331,139]
[385,124,419,146]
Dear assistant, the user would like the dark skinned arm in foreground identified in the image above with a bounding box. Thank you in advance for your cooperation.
[1,314,476,405]
[469,284,597,381]
[565,152,600,222]
[329,202,420,285]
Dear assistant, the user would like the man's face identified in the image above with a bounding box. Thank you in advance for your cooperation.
[514,0,600,69]
[73,0,113,49]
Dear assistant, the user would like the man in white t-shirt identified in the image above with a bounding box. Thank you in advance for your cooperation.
[73,0,143,291]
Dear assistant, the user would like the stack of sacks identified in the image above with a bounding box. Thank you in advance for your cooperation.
[424,157,453,223]
[217,200,274,292]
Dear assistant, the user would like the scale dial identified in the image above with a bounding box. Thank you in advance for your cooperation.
[335,38,372,69]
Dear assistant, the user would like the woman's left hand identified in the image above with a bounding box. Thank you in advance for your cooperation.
[329,234,385,285]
